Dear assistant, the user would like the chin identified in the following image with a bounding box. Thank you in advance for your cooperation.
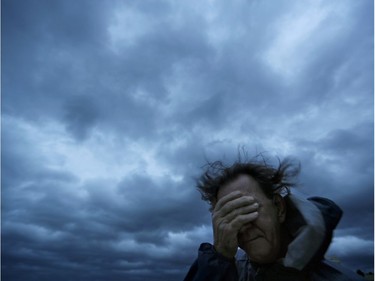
[241,242,278,264]
[248,254,276,264]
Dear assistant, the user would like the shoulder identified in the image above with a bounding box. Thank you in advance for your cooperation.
[311,260,364,281]
[307,197,343,230]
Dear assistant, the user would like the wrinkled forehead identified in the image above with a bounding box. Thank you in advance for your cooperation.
[217,174,268,201]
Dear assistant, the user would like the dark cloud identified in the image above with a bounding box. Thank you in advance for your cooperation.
[2,168,209,281]
[63,96,101,140]
[2,0,112,117]
[2,121,210,280]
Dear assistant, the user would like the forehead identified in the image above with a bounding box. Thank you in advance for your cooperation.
[217,174,267,200]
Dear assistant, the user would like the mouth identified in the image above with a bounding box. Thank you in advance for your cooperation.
[241,235,261,244]
[249,236,261,242]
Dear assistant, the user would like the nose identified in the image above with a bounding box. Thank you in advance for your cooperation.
[237,224,253,244]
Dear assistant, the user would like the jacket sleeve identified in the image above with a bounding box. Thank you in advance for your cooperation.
[183,243,239,281]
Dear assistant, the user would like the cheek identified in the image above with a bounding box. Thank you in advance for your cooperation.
[259,216,280,244]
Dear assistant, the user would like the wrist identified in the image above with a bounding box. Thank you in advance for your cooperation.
[199,243,235,261]
[213,243,236,259]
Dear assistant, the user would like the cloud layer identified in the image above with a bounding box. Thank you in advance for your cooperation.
[3,0,373,280]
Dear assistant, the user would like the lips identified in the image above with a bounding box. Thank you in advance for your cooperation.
[239,235,261,244]
[249,236,260,242]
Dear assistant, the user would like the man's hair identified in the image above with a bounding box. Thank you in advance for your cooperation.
[196,155,300,209]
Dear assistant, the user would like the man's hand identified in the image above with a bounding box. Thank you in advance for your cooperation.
[212,191,259,258]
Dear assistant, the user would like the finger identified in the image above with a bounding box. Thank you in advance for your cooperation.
[230,211,259,231]
[214,191,243,212]
[224,202,259,222]
[216,196,257,217]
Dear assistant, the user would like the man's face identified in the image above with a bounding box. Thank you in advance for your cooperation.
[216,174,285,263]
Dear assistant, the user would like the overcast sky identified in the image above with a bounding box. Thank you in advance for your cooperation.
[2,0,374,280]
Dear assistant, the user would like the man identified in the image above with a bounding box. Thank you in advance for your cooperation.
[183,157,362,281]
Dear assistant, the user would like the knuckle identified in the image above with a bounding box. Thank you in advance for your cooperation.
[217,221,228,231]
[212,213,219,221]
[224,225,233,232]
[222,202,233,212]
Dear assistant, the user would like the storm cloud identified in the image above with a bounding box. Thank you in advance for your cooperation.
[2,0,373,280]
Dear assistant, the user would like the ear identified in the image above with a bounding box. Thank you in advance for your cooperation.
[273,194,286,223]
